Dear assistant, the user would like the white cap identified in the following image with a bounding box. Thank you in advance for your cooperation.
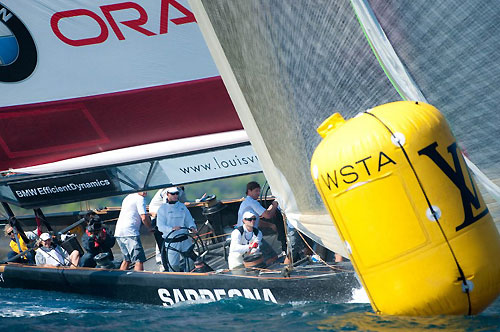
[242,211,256,220]
[166,187,179,194]
[40,233,51,241]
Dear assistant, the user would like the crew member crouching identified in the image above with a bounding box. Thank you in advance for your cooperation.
[35,233,80,267]
[4,224,37,264]
[228,211,263,270]
[80,216,116,268]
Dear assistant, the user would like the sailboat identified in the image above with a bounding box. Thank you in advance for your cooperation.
[0,0,360,306]
[188,0,500,315]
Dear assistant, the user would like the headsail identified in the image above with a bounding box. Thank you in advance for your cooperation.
[190,0,499,256]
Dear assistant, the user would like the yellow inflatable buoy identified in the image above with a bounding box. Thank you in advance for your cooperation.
[311,101,500,315]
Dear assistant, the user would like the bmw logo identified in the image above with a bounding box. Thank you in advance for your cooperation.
[0,3,37,82]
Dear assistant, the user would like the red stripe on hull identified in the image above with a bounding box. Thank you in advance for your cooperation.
[0,76,241,170]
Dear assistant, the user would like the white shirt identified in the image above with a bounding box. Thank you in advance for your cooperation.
[115,194,147,237]
[149,189,168,215]
[236,196,266,228]
[228,225,262,269]
[35,245,69,266]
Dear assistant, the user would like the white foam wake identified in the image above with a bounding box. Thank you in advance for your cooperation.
[349,286,370,303]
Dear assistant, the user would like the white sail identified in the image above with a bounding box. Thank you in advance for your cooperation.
[189,0,500,256]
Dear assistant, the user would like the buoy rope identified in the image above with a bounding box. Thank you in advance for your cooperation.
[365,110,472,315]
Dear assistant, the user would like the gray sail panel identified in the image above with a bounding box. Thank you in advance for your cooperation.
[369,0,500,181]
[194,0,399,254]
[368,0,500,222]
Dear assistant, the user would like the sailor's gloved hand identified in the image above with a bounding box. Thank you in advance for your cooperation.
[249,242,258,249]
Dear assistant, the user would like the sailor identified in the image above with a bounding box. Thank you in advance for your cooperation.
[156,187,197,272]
[4,224,37,264]
[149,186,187,270]
[236,181,279,230]
[35,233,80,267]
[237,181,285,261]
[80,215,116,268]
[228,211,263,270]
[115,192,152,271]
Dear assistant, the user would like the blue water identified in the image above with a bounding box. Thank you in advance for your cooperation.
[1,288,500,331]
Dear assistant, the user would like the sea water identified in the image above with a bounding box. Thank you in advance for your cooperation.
[1,287,500,332]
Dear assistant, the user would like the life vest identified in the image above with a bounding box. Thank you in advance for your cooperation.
[86,228,107,248]
[228,227,260,269]
[10,235,28,253]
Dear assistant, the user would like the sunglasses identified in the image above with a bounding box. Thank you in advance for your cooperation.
[7,231,13,235]
[169,192,179,195]
[244,217,257,221]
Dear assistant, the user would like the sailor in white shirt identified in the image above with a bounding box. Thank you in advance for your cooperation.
[156,187,197,272]
[228,211,263,270]
[35,232,80,267]
[150,186,187,269]
[236,181,278,231]
[115,192,152,271]
[236,181,284,262]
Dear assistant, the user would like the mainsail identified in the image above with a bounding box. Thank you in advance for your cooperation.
[190,0,500,256]
[0,1,262,207]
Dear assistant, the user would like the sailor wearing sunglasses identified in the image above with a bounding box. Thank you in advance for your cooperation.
[228,211,263,270]
[156,187,197,272]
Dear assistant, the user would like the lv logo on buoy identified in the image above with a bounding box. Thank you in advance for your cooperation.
[418,141,489,231]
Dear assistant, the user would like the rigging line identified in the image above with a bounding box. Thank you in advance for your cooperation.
[350,0,425,102]
[294,230,348,273]
[200,232,230,241]
[281,211,293,268]
[365,110,472,315]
